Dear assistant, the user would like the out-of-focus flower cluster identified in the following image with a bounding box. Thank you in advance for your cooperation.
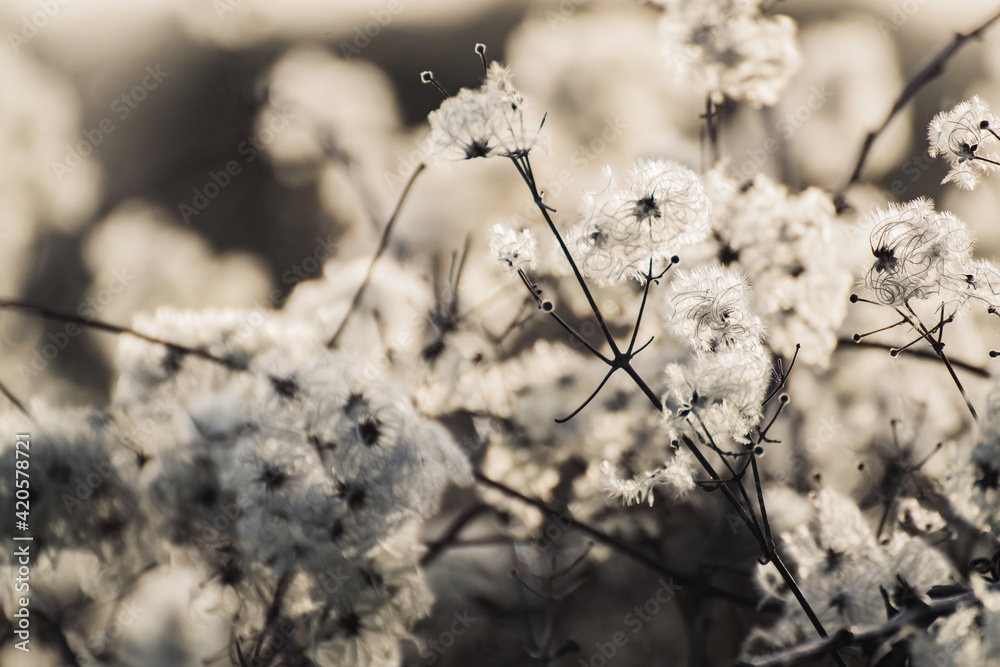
[705,170,851,366]
[655,0,800,107]
[744,487,955,656]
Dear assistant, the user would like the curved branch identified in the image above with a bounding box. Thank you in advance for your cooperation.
[326,162,427,348]
[840,337,991,379]
[837,6,1000,202]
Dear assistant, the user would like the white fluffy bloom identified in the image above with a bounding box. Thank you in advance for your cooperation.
[489,223,536,274]
[945,375,1000,536]
[660,0,800,107]
[864,198,973,307]
[928,96,1000,190]
[663,265,764,352]
[107,305,473,664]
[426,62,544,163]
[743,488,956,659]
[966,259,1000,312]
[568,160,711,284]
[661,345,770,443]
[601,449,696,506]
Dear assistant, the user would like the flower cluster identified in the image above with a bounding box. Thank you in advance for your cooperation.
[863,198,973,307]
[705,170,851,366]
[657,0,800,107]
[101,306,472,665]
[661,266,770,442]
[928,96,1000,190]
[567,159,711,284]
[0,404,148,564]
[426,61,544,163]
[744,488,955,657]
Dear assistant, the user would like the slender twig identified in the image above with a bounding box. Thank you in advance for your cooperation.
[326,162,427,348]
[838,6,1000,199]
[421,502,491,566]
[972,153,1000,168]
[556,368,616,423]
[509,154,620,354]
[0,298,235,368]
[249,571,293,666]
[516,269,612,363]
[897,303,979,420]
[687,413,768,554]
[762,344,800,407]
[702,96,720,168]
[841,337,990,378]
[749,453,773,558]
[0,377,30,418]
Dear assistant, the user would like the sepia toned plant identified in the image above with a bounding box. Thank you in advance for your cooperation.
[5,3,1000,667]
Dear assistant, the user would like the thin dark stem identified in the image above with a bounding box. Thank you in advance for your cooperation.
[935,342,979,420]
[703,96,720,168]
[680,435,767,553]
[900,303,979,421]
[0,377,29,418]
[421,502,491,566]
[762,344,800,407]
[851,317,909,342]
[632,336,655,356]
[555,368,615,423]
[838,6,1000,199]
[627,265,656,355]
[516,269,612,363]
[750,453,773,559]
[758,396,788,443]
[841,337,991,378]
[250,571,293,666]
[547,311,613,363]
[688,413,767,553]
[508,154,620,356]
[771,553,836,649]
[505,149,840,661]
[626,259,675,357]
[0,299,235,369]
[972,153,1000,168]
[327,162,427,348]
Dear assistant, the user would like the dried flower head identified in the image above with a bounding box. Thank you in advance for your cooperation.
[568,160,710,284]
[489,223,536,274]
[426,62,543,163]
[661,345,770,443]
[664,265,764,352]
[928,96,1000,190]
[864,198,972,306]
